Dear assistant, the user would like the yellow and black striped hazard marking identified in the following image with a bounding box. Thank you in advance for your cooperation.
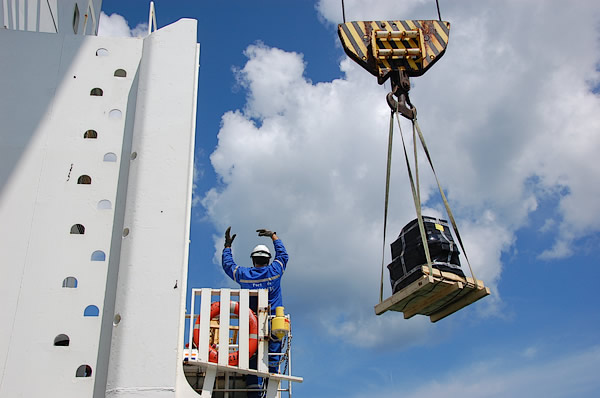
[338,20,450,83]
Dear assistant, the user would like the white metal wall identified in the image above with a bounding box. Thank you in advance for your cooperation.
[0,17,200,398]
[1,0,102,34]
[103,18,200,398]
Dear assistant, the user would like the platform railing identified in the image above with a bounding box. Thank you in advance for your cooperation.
[183,288,302,397]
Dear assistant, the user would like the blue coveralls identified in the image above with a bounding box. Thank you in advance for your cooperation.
[222,239,289,396]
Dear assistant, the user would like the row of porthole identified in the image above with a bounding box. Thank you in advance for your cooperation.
[69,223,130,237]
[86,68,126,86]
[54,314,121,377]
[62,199,113,210]
[82,130,122,149]
[78,174,125,184]
[54,334,92,376]
[76,68,121,302]
[56,46,125,382]
[75,152,137,184]
[56,249,106,263]
[88,54,127,100]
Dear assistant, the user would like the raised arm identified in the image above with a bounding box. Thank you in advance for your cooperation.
[222,226,239,282]
[257,229,288,270]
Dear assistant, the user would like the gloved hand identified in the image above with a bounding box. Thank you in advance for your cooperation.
[224,226,236,248]
[256,229,276,238]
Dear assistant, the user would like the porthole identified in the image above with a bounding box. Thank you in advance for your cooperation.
[109,109,122,119]
[54,334,70,346]
[98,200,112,210]
[91,250,105,261]
[62,277,78,288]
[77,175,91,185]
[96,48,108,56]
[114,69,127,78]
[83,130,97,139]
[76,365,92,377]
[90,88,103,96]
[103,153,117,162]
[84,305,99,317]
[70,224,85,234]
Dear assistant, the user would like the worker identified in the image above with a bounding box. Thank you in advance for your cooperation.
[222,227,289,397]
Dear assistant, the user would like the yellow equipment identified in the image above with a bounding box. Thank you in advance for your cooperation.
[338,20,450,81]
[338,20,450,119]
[271,306,290,340]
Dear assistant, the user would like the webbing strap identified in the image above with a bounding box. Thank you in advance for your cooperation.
[412,118,479,288]
[379,101,479,304]
[379,111,395,303]
[395,113,434,278]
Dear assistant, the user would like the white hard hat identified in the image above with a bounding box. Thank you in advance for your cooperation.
[250,244,271,258]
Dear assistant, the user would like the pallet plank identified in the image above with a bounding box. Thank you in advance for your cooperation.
[375,265,490,321]
[421,265,484,287]
[429,286,491,323]
[403,281,463,319]
[374,275,434,315]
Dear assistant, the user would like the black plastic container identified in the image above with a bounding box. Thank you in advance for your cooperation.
[388,216,464,294]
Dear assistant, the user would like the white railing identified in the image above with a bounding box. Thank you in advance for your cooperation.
[183,288,302,398]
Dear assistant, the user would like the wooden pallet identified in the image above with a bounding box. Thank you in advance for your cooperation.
[374,266,490,322]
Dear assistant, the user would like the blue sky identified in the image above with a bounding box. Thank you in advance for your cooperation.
[99,1,600,397]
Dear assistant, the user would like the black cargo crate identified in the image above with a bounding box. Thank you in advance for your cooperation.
[388,217,464,294]
[391,216,458,260]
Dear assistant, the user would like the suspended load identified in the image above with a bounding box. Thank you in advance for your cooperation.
[388,216,464,294]
[338,15,491,322]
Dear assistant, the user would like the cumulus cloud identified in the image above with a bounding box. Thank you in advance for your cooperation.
[97,11,148,37]
[317,0,600,259]
[201,0,600,347]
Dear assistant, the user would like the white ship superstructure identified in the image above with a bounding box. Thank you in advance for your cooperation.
[0,1,201,396]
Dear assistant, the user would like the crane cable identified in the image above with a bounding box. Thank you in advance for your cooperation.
[342,0,442,22]
[436,0,443,21]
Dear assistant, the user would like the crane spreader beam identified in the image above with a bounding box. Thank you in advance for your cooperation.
[338,20,451,84]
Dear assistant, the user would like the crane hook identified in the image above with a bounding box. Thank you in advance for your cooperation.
[386,70,415,119]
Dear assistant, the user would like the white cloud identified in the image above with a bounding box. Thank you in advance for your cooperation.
[202,0,600,346]
[318,0,600,259]
[97,11,148,37]
[351,345,600,398]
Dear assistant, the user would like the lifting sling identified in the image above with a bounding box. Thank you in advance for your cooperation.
[379,94,480,304]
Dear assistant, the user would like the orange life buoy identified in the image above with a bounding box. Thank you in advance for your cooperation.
[193,301,258,366]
